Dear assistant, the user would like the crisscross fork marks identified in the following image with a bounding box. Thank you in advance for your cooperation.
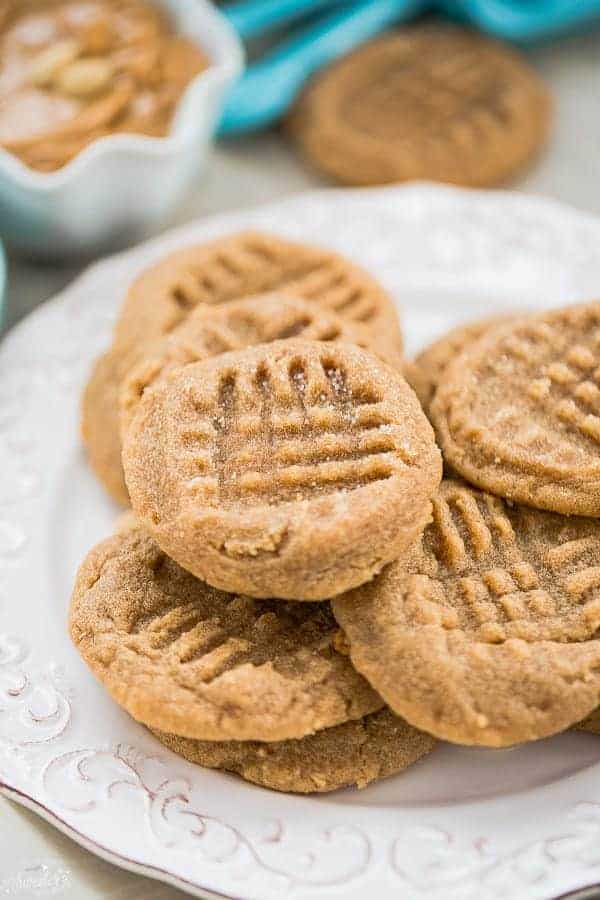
[229,355,396,501]
[165,236,369,324]
[497,320,600,450]
[545,535,600,608]
[191,352,401,505]
[424,486,569,638]
[350,45,511,141]
[286,264,376,325]
[128,601,253,681]
[128,584,342,684]
[165,237,318,327]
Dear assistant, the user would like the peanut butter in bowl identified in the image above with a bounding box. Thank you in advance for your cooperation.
[0,0,209,172]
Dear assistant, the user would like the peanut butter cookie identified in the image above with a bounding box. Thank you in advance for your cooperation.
[84,289,397,505]
[151,708,435,794]
[112,231,403,371]
[431,301,600,515]
[85,231,402,504]
[120,292,397,434]
[70,525,383,742]
[333,479,600,747]
[405,315,512,414]
[287,25,550,187]
[81,349,128,505]
[123,340,441,600]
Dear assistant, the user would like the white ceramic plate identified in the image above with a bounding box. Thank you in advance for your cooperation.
[4,184,600,900]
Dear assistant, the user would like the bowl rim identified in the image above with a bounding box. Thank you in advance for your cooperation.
[0,0,244,194]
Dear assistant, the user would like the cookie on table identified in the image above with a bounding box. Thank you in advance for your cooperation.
[405,315,512,415]
[287,25,550,187]
[70,526,383,743]
[112,230,403,371]
[120,292,398,434]
[123,339,441,600]
[431,301,600,515]
[333,479,600,747]
[151,708,435,794]
[81,350,128,506]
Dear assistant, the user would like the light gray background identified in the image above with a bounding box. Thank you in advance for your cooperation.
[2,28,600,900]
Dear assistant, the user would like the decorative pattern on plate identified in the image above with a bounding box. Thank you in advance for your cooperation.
[392,803,600,899]
[43,744,372,888]
[0,635,71,784]
[3,186,600,899]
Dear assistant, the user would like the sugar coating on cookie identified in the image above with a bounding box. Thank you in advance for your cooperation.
[287,25,550,188]
[405,315,512,415]
[431,301,600,515]
[123,339,442,600]
[151,708,435,794]
[112,230,403,371]
[333,479,600,747]
[70,526,383,742]
[120,292,397,434]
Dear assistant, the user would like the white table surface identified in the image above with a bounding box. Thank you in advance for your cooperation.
[2,27,600,900]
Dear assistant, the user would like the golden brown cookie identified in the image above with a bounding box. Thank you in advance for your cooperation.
[287,25,550,187]
[70,525,383,742]
[333,479,600,748]
[112,231,403,371]
[431,301,600,516]
[405,316,512,414]
[120,292,398,434]
[81,350,128,506]
[86,231,403,505]
[123,339,442,600]
[151,708,435,794]
[85,291,399,506]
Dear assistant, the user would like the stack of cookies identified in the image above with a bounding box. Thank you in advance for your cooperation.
[72,231,600,793]
[72,231,442,793]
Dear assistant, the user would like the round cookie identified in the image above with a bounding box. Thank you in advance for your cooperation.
[287,25,550,188]
[405,315,512,415]
[84,291,399,507]
[70,525,383,742]
[122,339,442,600]
[112,230,403,371]
[120,292,397,434]
[151,708,435,794]
[81,350,128,506]
[333,479,600,747]
[431,301,600,516]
